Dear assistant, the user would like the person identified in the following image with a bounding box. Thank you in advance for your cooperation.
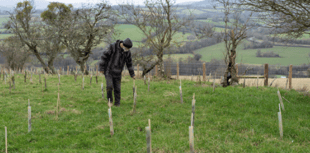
[99,38,135,107]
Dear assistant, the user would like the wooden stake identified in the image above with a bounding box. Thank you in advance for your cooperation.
[289,64,292,89]
[202,63,206,82]
[277,90,285,111]
[28,99,31,132]
[264,64,268,86]
[148,77,150,92]
[90,74,92,85]
[137,64,140,78]
[278,111,283,139]
[108,108,114,136]
[189,126,194,153]
[82,77,84,90]
[39,72,41,84]
[179,79,183,103]
[146,126,152,153]
[101,83,104,98]
[213,74,216,92]
[58,74,60,85]
[256,76,259,89]
[67,66,69,75]
[133,80,136,98]
[5,126,7,153]
[144,75,146,85]
[133,86,137,113]
[191,93,196,127]
[177,62,179,80]
[44,77,47,90]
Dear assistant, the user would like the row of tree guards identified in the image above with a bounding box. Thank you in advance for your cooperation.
[2,65,291,152]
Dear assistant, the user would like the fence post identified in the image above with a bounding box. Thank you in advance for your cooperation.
[137,64,140,78]
[67,66,69,75]
[235,64,238,77]
[264,64,268,86]
[155,65,158,77]
[177,62,179,80]
[289,64,292,89]
[96,65,98,76]
[203,63,206,82]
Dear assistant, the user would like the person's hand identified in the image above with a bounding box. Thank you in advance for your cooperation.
[132,76,136,80]
[100,71,104,74]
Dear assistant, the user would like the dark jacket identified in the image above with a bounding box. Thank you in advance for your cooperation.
[99,40,135,78]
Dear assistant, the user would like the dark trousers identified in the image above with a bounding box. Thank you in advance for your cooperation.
[105,74,121,105]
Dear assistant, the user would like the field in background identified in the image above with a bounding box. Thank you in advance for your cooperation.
[0,74,309,152]
[194,41,310,66]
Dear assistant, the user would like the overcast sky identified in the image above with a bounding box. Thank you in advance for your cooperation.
[45,0,203,6]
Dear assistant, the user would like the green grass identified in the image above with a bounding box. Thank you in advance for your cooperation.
[0,17,9,24]
[269,33,310,40]
[194,41,310,66]
[181,9,205,15]
[0,34,14,39]
[0,74,309,152]
[163,53,194,61]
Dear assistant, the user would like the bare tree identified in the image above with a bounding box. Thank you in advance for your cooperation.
[239,0,310,39]
[55,2,117,75]
[119,0,193,77]
[215,0,251,87]
[4,0,52,73]
[40,2,72,74]
[0,36,31,70]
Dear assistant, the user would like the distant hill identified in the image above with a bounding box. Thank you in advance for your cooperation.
[177,0,214,6]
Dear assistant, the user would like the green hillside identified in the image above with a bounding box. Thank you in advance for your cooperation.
[194,41,310,66]
[0,74,309,152]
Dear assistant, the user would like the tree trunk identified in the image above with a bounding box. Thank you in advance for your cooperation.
[47,57,57,74]
[79,61,89,75]
[156,50,166,78]
[32,48,52,74]
[223,49,239,87]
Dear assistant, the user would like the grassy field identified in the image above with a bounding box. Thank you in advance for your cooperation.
[0,34,13,39]
[194,41,310,66]
[0,74,309,152]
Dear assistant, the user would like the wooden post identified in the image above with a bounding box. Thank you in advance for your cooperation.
[12,75,15,89]
[277,90,285,111]
[67,66,69,75]
[278,104,283,139]
[101,83,104,98]
[146,126,152,153]
[177,62,179,80]
[155,65,158,77]
[213,73,216,92]
[82,77,84,90]
[148,77,150,92]
[39,72,41,84]
[24,70,27,83]
[179,79,183,103]
[137,64,140,78]
[96,65,98,76]
[264,64,268,86]
[28,99,31,132]
[132,86,137,113]
[203,63,206,82]
[235,64,238,77]
[133,80,136,98]
[90,74,92,85]
[289,64,292,89]
[44,76,47,89]
[191,93,196,127]
[189,126,194,153]
[108,108,114,136]
[56,93,60,119]
[256,77,259,89]
[5,126,7,153]
[58,74,60,85]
